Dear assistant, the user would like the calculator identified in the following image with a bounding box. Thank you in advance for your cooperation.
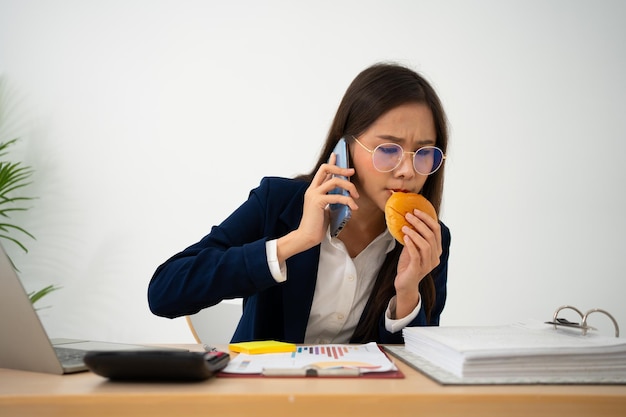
[84,349,230,381]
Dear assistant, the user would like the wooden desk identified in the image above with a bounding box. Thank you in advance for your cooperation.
[1,344,625,417]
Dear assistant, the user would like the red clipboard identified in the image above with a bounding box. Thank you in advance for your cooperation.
[217,344,404,379]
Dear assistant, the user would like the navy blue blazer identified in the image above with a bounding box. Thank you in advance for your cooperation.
[148,176,451,344]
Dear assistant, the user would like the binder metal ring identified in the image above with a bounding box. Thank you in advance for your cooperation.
[547,305,620,337]
[582,308,620,337]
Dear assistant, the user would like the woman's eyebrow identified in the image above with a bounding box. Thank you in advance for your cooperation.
[376,135,436,146]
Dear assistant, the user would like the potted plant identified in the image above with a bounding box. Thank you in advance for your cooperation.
[0,138,58,304]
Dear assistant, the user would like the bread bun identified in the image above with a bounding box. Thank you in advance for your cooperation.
[385,192,437,244]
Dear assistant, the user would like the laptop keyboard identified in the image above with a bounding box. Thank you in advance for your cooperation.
[54,347,87,367]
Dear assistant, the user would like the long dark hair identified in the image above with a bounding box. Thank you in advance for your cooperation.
[297,62,449,342]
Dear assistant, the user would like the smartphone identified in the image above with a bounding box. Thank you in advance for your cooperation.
[328,137,352,237]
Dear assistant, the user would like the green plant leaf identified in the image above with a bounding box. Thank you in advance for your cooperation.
[28,285,61,305]
[0,138,36,254]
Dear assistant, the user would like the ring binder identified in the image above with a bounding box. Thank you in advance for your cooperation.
[546,305,620,337]
[397,318,626,385]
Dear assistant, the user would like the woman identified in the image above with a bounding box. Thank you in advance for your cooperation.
[148,62,451,344]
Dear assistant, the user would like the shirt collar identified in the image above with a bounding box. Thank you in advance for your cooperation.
[326,226,397,255]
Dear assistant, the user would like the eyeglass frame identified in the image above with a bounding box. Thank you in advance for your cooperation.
[351,136,446,175]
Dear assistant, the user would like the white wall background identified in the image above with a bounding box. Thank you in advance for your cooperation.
[1,0,625,344]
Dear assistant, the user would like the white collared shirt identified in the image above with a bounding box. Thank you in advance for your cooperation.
[265,229,421,343]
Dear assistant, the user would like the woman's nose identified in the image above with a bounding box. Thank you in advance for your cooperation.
[393,153,415,178]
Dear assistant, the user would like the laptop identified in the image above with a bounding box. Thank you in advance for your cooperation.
[0,244,181,374]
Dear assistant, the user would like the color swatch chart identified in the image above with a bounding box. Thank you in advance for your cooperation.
[293,345,353,360]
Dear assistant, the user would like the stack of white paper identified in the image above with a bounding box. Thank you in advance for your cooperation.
[403,321,626,379]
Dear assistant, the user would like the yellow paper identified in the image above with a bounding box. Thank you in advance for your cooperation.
[228,340,296,354]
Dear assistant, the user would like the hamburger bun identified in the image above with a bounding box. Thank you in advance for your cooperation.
[385,192,438,244]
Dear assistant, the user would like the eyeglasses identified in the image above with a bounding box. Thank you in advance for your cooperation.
[352,136,445,175]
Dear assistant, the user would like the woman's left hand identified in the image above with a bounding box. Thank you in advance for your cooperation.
[393,209,442,318]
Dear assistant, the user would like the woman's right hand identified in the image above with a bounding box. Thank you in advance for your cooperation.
[276,153,358,262]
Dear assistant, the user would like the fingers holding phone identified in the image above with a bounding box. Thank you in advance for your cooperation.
[279,138,358,260]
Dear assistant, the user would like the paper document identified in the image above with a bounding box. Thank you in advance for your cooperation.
[222,342,396,375]
[401,320,626,382]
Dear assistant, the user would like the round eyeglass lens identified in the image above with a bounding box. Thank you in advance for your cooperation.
[414,146,444,175]
[372,143,403,172]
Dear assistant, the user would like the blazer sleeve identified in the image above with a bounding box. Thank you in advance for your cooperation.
[147,178,294,318]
